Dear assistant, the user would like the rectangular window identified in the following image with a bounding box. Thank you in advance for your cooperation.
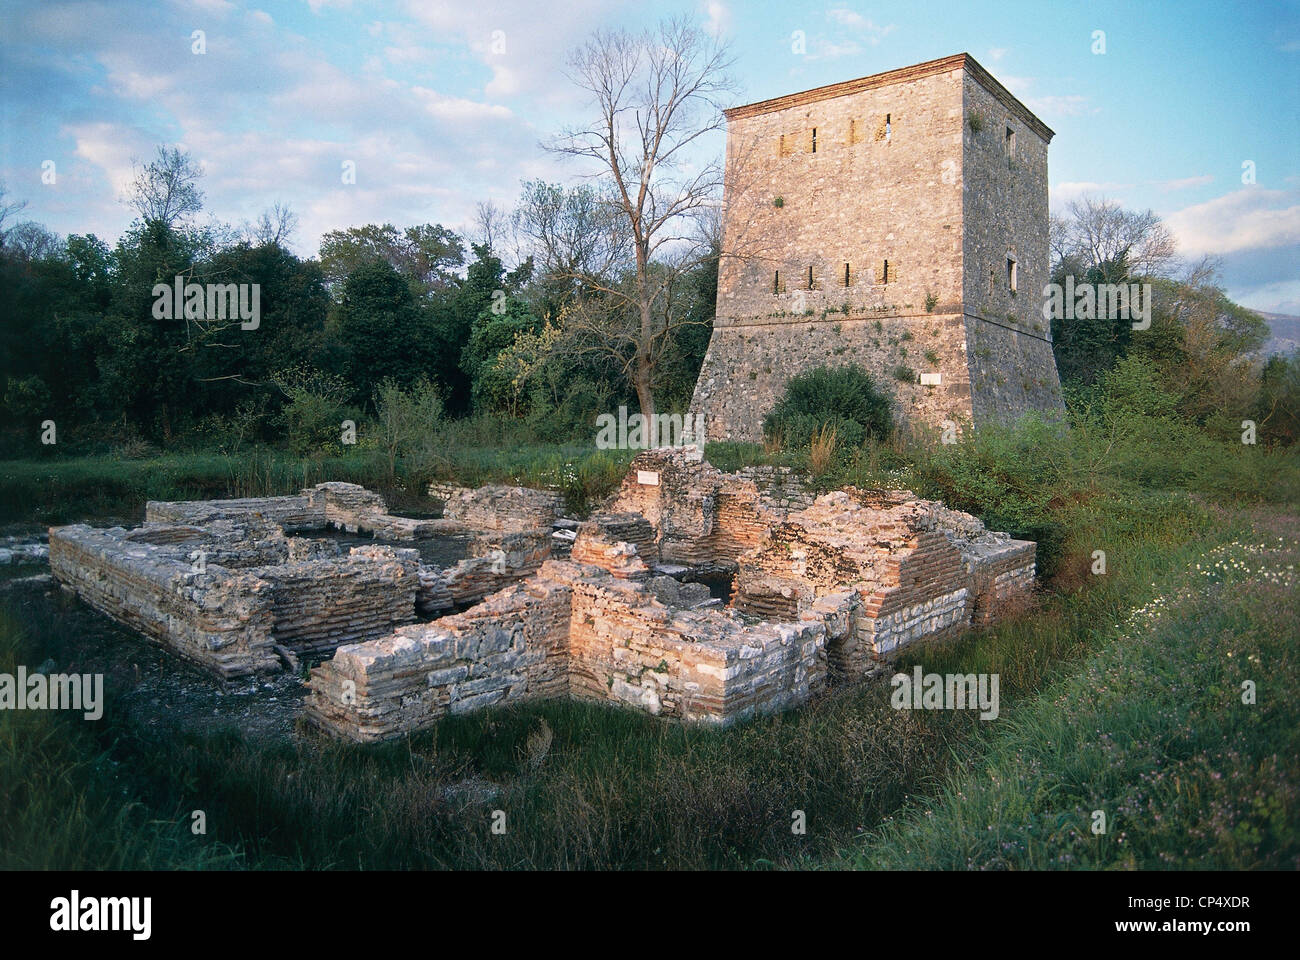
[885,113,891,141]
[880,259,891,284]
[811,127,818,153]
[843,262,851,286]
[1005,126,1015,167]
[774,270,781,295]
[1007,258,1017,293]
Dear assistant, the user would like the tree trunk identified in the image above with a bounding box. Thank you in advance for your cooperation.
[635,295,655,423]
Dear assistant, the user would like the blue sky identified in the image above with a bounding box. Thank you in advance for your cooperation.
[2,0,1297,311]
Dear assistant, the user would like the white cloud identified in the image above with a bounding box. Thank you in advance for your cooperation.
[1163,188,1300,256]
[1157,174,1213,191]
[998,75,1092,118]
[825,8,895,45]
[702,1,731,37]
[1023,94,1092,117]
[1050,181,1134,206]
[986,47,1008,61]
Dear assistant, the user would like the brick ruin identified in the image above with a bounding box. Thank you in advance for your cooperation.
[48,482,561,679]
[48,450,1036,740]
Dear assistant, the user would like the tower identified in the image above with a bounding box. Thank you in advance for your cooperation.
[690,53,1065,442]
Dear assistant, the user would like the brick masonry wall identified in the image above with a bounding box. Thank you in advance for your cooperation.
[146,495,324,530]
[306,573,575,742]
[49,525,279,679]
[307,560,830,740]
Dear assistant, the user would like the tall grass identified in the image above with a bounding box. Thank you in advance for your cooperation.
[834,509,1300,869]
[2,473,1259,869]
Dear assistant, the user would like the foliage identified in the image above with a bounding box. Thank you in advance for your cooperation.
[763,364,893,456]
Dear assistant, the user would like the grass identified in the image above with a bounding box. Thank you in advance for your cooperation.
[0,443,636,524]
[3,410,1297,869]
[6,472,1281,869]
[832,507,1300,869]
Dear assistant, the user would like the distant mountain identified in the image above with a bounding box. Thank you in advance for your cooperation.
[1254,312,1300,358]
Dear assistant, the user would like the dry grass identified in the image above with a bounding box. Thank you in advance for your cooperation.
[808,423,838,474]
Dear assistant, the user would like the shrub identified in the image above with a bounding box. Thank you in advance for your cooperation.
[762,364,893,453]
[892,364,916,383]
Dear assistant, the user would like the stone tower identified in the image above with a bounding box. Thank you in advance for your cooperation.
[690,53,1065,442]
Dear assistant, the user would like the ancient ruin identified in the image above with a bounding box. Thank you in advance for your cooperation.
[691,53,1066,442]
[49,450,1036,742]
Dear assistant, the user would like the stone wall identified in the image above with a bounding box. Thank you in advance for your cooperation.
[691,53,1064,442]
[416,529,552,615]
[51,522,421,678]
[443,484,563,533]
[49,524,279,679]
[146,494,323,530]
[732,488,1035,676]
[306,571,575,742]
[306,559,829,740]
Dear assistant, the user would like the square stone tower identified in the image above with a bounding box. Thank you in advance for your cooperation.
[690,53,1065,442]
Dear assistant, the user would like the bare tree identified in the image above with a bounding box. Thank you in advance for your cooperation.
[472,200,508,252]
[1056,194,1177,277]
[246,201,298,248]
[0,180,28,249]
[124,145,205,226]
[545,16,735,419]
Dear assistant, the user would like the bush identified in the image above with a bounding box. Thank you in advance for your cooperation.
[762,364,893,453]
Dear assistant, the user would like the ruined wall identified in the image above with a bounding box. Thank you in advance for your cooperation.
[256,545,419,660]
[306,572,574,742]
[308,560,829,740]
[732,488,1035,676]
[566,575,826,723]
[49,525,279,679]
[443,485,563,533]
[146,494,323,530]
[50,524,421,678]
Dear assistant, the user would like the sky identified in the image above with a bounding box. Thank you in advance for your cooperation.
[1,0,1298,312]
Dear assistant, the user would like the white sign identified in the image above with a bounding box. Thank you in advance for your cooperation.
[636,470,660,486]
[920,372,942,386]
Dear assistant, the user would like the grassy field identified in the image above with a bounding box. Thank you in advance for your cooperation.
[0,443,633,525]
[2,424,1297,869]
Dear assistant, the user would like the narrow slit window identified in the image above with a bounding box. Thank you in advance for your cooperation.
[811,127,818,153]
[807,265,815,290]
[843,262,851,286]
[1007,257,1017,293]
[773,270,781,295]
[882,259,890,284]
[1005,126,1015,166]
[885,113,891,141]
[989,268,995,297]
